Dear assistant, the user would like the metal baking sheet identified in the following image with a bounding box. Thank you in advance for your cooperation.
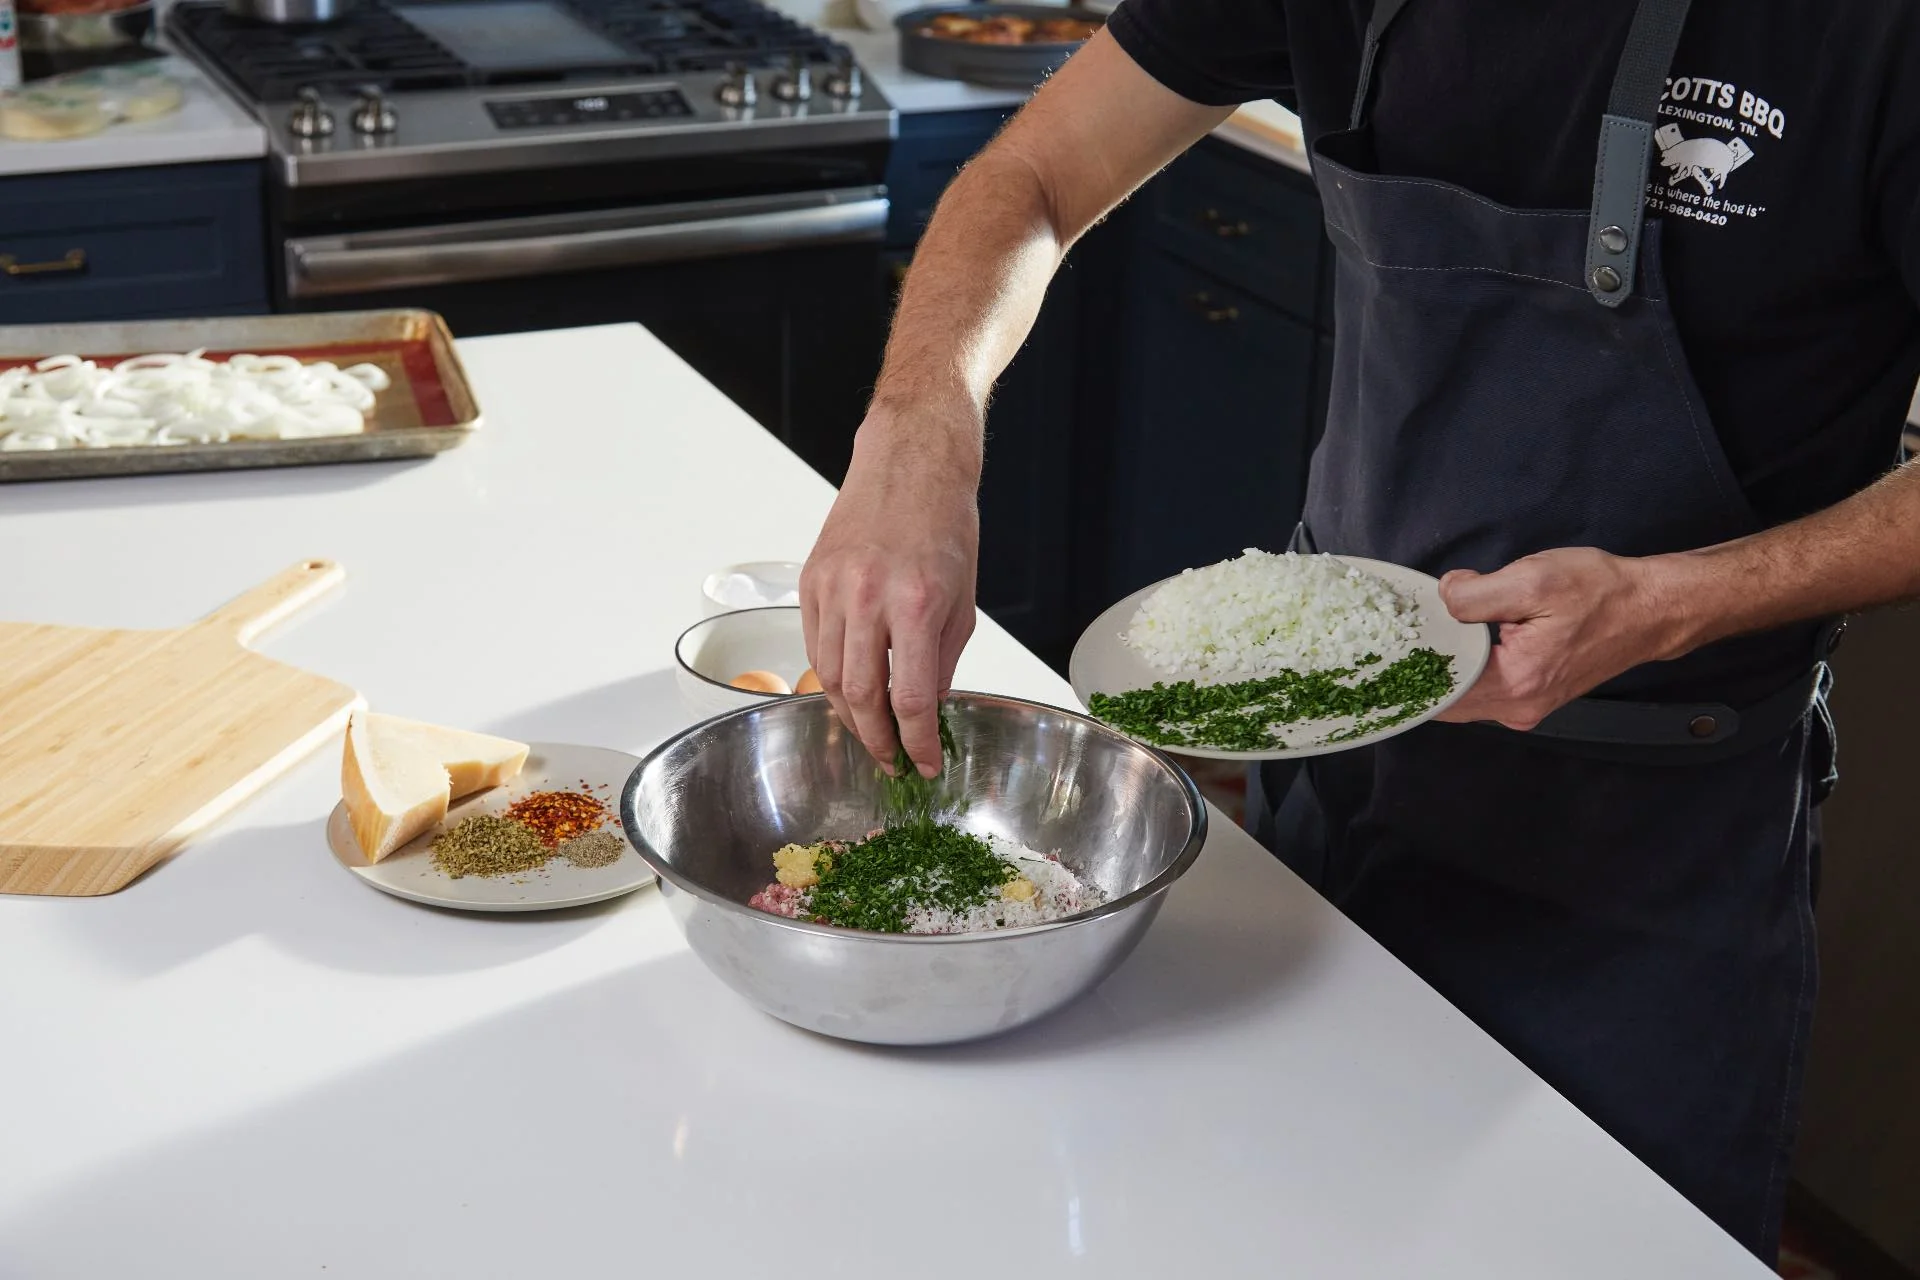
[895,4,1105,88]
[0,309,482,483]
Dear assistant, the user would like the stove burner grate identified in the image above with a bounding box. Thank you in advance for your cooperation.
[166,0,848,100]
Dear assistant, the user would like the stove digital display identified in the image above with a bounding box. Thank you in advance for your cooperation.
[486,90,695,129]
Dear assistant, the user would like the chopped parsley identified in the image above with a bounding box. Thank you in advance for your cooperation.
[803,822,1019,933]
[1087,648,1456,751]
[878,710,958,829]
[776,705,1010,932]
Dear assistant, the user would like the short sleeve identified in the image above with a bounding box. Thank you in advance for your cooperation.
[1105,0,1296,110]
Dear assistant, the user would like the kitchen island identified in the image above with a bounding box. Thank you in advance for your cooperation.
[0,323,1771,1278]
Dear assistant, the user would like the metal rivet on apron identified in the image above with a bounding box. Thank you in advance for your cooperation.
[1590,265,1622,293]
[1598,225,1629,254]
[1688,715,1718,739]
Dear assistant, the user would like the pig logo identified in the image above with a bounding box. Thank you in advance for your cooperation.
[1655,123,1755,196]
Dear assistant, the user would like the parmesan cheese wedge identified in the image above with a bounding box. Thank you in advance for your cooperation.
[341,711,530,862]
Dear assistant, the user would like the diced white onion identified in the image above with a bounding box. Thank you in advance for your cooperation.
[1125,549,1427,684]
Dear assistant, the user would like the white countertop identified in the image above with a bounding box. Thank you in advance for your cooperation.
[0,53,265,179]
[0,323,1768,1279]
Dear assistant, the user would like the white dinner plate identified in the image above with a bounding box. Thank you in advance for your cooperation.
[325,742,655,912]
[1068,555,1492,761]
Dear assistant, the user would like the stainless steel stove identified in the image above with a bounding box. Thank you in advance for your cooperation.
[166,0,895,187]
[164,0,899,485]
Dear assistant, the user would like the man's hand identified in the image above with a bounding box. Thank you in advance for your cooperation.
[1434,547,1683,731]
[795,35,1231,776]
[801,417,980,777]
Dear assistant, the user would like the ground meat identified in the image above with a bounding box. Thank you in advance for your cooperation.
[747,882,809,918]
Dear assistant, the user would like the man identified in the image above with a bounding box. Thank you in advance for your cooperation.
[798,0,1920,1259]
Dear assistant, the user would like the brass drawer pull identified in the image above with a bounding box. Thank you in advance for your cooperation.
[1191,292,1239,323]
[0,249,87,277]
[1200,208,1251,238]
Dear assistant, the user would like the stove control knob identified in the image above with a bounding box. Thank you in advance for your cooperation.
[770,54,812,103]
[351,86,398,136]
[716,63,758,109]
[822,54,862,101]
[288,87,335,139]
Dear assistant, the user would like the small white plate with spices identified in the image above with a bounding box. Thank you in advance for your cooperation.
[325,742,656,913]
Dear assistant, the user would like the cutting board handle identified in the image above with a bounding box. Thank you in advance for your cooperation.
[197,560,346,648]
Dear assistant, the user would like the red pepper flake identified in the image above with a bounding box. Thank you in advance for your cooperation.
[506,787,610,848]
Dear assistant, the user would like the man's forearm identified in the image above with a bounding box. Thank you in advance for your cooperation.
[864,147,1069,472]
[851,33,1233,482]
[1656,458,1920,655]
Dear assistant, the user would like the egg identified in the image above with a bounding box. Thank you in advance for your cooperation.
[730,670,792,695]
[794,667,823,695]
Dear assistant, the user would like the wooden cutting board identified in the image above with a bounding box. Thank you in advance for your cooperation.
[0,559,362,897]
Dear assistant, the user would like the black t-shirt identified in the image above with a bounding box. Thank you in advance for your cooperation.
[1106,0,1920,524]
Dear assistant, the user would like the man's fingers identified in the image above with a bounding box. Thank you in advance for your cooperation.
[889,626,945,778]
[1440,563,1545,625]
[1433,644,1548,731]
[937,604,975,701]
[841,617,902,769]
[810,605,862,743]
[1433,663,1509,723]
[799,568,822,670]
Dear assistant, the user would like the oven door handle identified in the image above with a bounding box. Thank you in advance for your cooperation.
[285,191,889,298]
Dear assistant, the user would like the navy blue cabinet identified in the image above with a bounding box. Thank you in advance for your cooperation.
[0,161,268,325]
[1141,142,1325,327]
[1082,140,1332,614]
[1102,246,1318,593]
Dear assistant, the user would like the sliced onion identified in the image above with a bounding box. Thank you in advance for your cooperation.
[0,348,380,451]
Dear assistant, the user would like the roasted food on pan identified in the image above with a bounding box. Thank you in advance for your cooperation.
[918,10,1101,44]
[1033,17,1101,39]
[973,16,1033,43]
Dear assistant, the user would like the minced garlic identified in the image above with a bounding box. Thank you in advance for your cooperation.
[1000,876,1038,903]
[773,842,831,888]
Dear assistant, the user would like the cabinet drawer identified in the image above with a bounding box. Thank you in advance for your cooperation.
[0,162,268,325]
[1147,141,1325,323]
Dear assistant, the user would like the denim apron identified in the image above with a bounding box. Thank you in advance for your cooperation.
[1251,0,1836,1257]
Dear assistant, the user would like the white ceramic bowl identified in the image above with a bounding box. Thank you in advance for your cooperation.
[675,606,815,719]
[700,560,804,618]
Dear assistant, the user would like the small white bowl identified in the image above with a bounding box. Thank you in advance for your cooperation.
[675,606,816,719]
[700,560,804,618]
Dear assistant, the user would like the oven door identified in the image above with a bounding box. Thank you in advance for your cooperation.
[276,185,889,482]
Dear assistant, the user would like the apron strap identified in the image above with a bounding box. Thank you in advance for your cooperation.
[1347,0,1694,307]
[1526,617,1842,760]
[1347,0,1418,132]
[1584,0,1694,307]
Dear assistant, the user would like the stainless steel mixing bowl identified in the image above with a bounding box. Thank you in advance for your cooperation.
[620,691,1208,1045]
